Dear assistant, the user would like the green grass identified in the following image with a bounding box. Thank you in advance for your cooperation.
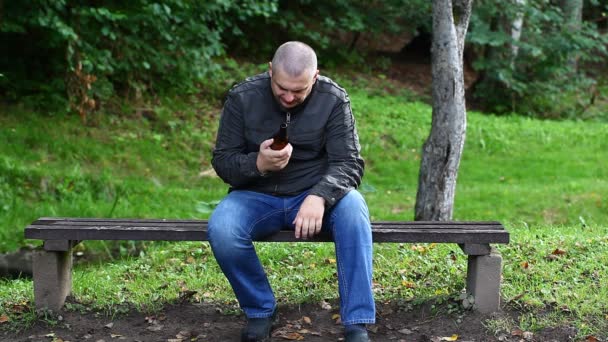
[1,87,607,338]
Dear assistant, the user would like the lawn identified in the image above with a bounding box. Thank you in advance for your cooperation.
[0,85,607,339]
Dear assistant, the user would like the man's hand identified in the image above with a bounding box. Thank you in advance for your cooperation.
[293,195,325,239]
[256,138,292,174]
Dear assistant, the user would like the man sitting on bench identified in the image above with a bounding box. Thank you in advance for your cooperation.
[208,41,375,342]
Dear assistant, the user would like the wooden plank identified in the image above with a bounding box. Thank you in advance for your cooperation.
[33,217,504,227]
[24,218,510,244]
[29,219,505,231]
[25,228,508,244]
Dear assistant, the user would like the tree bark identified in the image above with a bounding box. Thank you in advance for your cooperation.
[415,0,472,221]
[510,0,526,61]
[561,0,583,70]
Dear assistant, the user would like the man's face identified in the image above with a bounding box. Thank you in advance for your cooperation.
[270,65,318,109]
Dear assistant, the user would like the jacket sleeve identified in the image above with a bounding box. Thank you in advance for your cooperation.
[211,94,265,187]
[309,98,365,209]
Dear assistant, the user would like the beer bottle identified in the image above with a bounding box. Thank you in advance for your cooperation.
[270,123,289,150]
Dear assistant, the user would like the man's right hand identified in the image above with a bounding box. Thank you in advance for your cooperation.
[256,138,292,174]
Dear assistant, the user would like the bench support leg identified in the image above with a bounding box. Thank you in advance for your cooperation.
[466,247,502,313]
[33,249,72,311]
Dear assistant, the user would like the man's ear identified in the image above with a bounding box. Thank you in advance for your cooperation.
[268,62,273,77]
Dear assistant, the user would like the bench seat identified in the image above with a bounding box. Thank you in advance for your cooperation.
[24,217,509,313]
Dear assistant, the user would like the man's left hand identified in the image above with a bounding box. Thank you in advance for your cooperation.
[293,195,325,239]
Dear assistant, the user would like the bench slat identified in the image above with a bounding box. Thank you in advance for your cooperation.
[30,218,505,230]
[34,217,504,225]
[25,219,510,244]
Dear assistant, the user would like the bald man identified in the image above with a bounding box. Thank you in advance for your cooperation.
[209,41,375,342]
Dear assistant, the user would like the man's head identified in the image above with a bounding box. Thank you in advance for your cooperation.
[269,41,319,109]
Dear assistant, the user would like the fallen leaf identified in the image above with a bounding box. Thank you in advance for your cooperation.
[199,168,218,177]
[280,332,304,340]
[411,245,427,253]
[176,330,192,339]
[586,335,599,342]
[178,290,198,302]
[441,334,459,341]
[325,258,336,264]
[552,248,567,255]
[11,303,28,313]
[520,261,529,269]
[399,328,413,335]
[302,316,312,325]
[0,314,9,323]
[104,322,114,329]
[320,300,332,310]
[147,324,164,332]
[523,331,534,340]
[331,314,341,320]
[391,206,405,214]
[110,333,123,338]
[272,326,305,341]
[511,329,523,336]
[401,280,416,289]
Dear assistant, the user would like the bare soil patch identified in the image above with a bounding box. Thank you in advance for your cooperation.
[2,300,577,342]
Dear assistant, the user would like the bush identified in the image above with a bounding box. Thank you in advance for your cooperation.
[0,0,279,115]
[468,0,608,119]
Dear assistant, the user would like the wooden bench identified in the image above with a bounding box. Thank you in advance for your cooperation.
[24,218,509,313]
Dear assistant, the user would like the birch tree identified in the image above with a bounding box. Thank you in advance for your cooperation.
[510,0,526,61]
[561,0,584,70]
[415,0,473,221]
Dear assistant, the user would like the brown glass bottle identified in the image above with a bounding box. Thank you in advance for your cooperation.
[269,123,289,150]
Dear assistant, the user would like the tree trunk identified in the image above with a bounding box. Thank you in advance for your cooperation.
[510,0,526,61]
[415,0,472,221]
[561,0,583,70]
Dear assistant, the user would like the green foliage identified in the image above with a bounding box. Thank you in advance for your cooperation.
[468,0,608,119]
[228,0,430,61]
[0,0,279,108]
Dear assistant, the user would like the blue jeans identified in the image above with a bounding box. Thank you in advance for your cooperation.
[208,189,375,325]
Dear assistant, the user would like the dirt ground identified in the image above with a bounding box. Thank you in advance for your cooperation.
[2,299,578,342]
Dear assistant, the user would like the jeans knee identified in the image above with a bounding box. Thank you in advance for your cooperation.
[332,190,370,222]
[208,213,248,255]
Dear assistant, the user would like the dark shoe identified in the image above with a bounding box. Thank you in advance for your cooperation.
[345,329,371,342]
[240,309,277,342]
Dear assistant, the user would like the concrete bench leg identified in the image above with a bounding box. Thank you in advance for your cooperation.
[466,247,502,313]
[33,249,72,311]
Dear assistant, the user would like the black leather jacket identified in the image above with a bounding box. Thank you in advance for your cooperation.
[211,72,364,209]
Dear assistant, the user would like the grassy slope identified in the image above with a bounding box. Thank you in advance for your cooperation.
[0,89,607,337]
